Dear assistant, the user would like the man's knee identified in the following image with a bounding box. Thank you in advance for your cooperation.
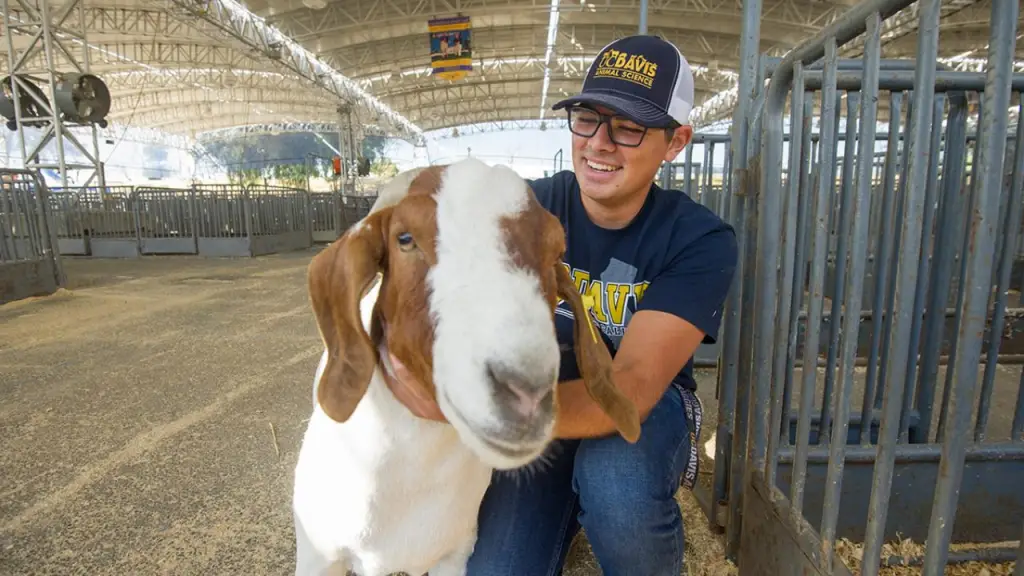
[571,386,693,526]
[570,399,690,575]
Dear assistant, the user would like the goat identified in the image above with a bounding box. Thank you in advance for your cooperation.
[292,157,641,576]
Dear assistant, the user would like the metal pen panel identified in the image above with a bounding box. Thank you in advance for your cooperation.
[921,1,1018,572]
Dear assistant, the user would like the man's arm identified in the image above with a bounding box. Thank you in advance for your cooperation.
[554,309,707,438]
[555,224,738,440]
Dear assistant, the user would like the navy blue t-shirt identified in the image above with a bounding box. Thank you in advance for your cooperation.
[528,170,737,391]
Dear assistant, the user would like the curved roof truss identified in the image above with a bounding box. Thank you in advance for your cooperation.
[0,0,1006,144]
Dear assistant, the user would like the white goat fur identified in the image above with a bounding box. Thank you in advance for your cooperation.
[292,158,563,576]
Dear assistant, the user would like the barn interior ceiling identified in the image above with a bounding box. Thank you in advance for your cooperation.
[0,0,1011,145]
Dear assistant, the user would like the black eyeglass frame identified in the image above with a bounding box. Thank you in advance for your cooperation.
[564,105,653,148]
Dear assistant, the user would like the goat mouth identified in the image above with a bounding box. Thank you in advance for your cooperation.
[475,430,545,459]
[441,392,549,460]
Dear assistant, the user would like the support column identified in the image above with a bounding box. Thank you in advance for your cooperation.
[639,0,648,33]
[0,0,108,191]
[336,104,357,194]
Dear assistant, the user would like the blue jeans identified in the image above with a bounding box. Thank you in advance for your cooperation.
[464,384,698,576]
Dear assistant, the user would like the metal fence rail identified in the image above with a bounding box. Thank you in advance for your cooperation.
[0,169,64,304]
[42,185,376,258]
[708,0,1024,573]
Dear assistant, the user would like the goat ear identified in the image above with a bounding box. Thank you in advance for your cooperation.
[554,262,641,443]
[308,209,392,422]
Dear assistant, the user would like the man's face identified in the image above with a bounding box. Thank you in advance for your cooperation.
[570,105,692,203]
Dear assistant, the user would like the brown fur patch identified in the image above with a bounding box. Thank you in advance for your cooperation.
[305,164,453,421]
[307,209,391,422]
[307,163,640,441]
[504,185,642,443]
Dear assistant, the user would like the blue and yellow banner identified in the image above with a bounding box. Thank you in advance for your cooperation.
[428,15,472,81]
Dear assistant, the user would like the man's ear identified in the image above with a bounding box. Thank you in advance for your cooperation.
[307,208,393,422]
[664,124,693,163]
[554,262,641,443]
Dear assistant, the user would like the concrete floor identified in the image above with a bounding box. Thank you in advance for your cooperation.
[0,253,324,575]
[0,253,735,576]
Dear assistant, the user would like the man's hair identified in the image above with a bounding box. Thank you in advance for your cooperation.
[664,121,682,142]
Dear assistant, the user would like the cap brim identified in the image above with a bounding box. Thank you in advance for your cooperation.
[551,91,676,128]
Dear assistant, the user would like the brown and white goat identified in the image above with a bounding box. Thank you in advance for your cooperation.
[292,157,640,576]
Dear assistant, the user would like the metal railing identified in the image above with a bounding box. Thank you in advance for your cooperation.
[708,0,1024,573]
[41,185,376,258]
[0,169,64,303]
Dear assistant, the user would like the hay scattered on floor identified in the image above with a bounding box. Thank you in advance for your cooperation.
[836,535,1019,575]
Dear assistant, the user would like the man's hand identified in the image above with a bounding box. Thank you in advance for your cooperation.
[381,309,705,435]
[554,309,707,439]
[384,352,447,422]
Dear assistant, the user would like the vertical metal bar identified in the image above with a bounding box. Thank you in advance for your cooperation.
[875,94,916,411]
[700,143,710,205]
[0,188,12,261]
[36,0,71,190]
[820,15,880,564]
[720,0,762,556]
[41,180,65,286]
[860,89,903,444]
[1015,363,1024,440]
[860,0,942,570]
[782,94,815,449]
[821,90,861,442]
[1015,522,1024,576]
[767,62,804,488]
[9,178,27,260]
[900,93,947,442]
[708,141,717,208]
[912,91,969,444]
[922,1,1017,571]
[791,39,839,514]
[684,145,694,197]
[189,188,198,254]
[743,54,770,473]
[721,142,732,220]
[639,0,648,34]
[975,93,1024,441]
[937,98,984,440]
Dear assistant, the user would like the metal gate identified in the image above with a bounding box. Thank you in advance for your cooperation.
[0,169,64,304]
[711,0,1024,573]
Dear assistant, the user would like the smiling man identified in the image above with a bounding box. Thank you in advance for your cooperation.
[385,34,738,575]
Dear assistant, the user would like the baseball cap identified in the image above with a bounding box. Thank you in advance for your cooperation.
[552,35,694,128]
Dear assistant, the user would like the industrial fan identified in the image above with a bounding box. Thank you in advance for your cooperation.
[0,75,52,131]
[54,72,112,128]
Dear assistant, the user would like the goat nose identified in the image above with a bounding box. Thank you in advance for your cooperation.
[486,361,555,418]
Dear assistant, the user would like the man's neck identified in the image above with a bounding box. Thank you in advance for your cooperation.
[579,185,650,230]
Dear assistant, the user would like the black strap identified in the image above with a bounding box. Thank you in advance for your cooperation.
[678,386,704,491]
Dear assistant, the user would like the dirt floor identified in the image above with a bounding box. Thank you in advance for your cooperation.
[0,252,737,576]
[0,252,1017,575]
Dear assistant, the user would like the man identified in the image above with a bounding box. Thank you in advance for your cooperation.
[386,35,738,575]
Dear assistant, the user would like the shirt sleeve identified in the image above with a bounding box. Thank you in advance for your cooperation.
[636,223,738,344]
[526,175,556,211]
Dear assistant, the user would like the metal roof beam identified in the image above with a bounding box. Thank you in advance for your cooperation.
[265,0,840,53]
[107,86,332,108]
[195,121,391,141]
[126,99,340,128]
[165,0,425,144]
[412,104,571,131]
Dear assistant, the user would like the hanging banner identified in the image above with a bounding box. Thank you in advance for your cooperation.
[428,15,472,81]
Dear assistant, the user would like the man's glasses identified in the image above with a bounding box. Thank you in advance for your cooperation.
[566,106,650,147]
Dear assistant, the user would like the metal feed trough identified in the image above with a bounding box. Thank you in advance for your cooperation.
[39,185,375,258]
[0,169,64,304]
[701,0,1024,573]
